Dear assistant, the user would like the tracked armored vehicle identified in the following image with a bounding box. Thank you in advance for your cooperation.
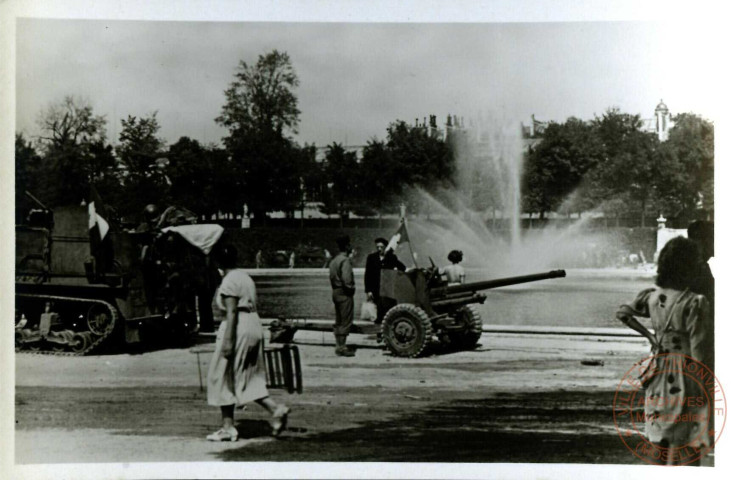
[15,198,223,355]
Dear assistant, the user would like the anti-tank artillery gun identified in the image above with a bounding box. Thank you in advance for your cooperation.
[378,264,567,357]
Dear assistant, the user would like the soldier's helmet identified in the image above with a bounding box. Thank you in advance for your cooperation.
[144,204,160,222]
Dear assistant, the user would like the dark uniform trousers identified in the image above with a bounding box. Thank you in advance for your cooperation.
[332,288,354,337]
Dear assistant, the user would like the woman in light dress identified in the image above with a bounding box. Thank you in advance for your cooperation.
[206,244,289,442]
[616,237,713,465]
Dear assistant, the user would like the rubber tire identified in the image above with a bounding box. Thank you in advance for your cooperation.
[381,304,433,358]
[448,305,483,351]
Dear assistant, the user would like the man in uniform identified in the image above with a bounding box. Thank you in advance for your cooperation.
[329,235,356,356]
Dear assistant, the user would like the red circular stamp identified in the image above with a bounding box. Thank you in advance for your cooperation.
[613,352,726,466]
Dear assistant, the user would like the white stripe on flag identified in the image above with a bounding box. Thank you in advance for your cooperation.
[97,213,109,239]
[386,233,401,253]
[88,202,97,230]
[88,201,110,239]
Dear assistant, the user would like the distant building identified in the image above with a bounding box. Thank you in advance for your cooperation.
[415,111,543,153]
[640,99,673,142]
[522,114,547,140]
[314,144,365,162]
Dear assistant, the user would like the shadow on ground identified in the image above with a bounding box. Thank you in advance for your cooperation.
[217,390,642,464]
[15,386,643,464]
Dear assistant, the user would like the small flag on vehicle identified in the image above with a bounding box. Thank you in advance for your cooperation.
[386,220,409,253]
[88,186,109,241]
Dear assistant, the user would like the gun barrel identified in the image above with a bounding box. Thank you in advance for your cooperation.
[432,269,566,296]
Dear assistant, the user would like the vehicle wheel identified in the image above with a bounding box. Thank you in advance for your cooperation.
[87,304,114,336]
[381,304,433,358]
[448,305,483,350]
[70,332,92,353]
[50,330,74,352]
[15,330,25,351]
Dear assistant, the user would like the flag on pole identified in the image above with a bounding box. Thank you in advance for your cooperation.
[88,186,110,242]
[386,220,409,253]
[87,186,115,276]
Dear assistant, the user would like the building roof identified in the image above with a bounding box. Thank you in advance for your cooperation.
[655,99,668,112]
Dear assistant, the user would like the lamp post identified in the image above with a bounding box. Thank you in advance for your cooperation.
[241,204,250,229]
[656,214,667,230]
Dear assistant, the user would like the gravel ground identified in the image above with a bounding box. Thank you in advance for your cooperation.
[12,328,658,467]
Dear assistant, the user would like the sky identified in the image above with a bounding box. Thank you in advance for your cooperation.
[15,18,718,149]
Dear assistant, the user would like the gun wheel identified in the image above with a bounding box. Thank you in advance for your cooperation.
[448,305,483,350]
[381,304,433,358]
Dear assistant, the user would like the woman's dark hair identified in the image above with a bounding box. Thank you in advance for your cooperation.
[214,243,238,269]
[656,237,701,290]
[336,234,351,251]
[447,249,463,264]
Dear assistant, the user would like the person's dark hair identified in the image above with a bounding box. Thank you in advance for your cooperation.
[374,237,388,247]
[656,237,701,290]
[143,204,160,221]
[447,249,463,264]
[214,243,238,269]
[687,220,714,261]
[336,234,351,251]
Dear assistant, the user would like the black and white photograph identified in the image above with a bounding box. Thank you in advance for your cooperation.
[1,1,735,479]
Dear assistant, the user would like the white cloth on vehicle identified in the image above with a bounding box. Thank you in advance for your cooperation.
[161,224,225,255]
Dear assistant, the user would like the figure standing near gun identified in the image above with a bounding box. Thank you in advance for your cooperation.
[364,237,406,324]
[615,237,713,465]
[329,235,357,357]
[440,249,465,285]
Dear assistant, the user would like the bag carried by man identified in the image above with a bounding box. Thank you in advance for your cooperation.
[360,300,377,322]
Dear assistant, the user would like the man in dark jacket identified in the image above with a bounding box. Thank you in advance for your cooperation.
[687,220,714,305]
[688,220,714,372]
[364,237,406,323]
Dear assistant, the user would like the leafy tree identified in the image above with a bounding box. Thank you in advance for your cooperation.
[115,113,168,216]
[590,109,661,226]
[298,144,323,202]
[216,50,300,140]
[275,144,309,217]
[168,137,209,215]
[15,133,43,221]
[36,96,107,152]
[166,138,241,220]
[205,145,242,217]
[357,139,396,216]
[215,50,302,219]
[34,96,109,207]
[321,143,360,226]
[384,121,455,214]
[522,118,602,218]
[293,144,323,224]
[656,113,714,219]
[116,114,166,177]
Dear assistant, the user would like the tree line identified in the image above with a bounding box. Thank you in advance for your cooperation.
[15,50,713,228]
[521,109,713,226]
